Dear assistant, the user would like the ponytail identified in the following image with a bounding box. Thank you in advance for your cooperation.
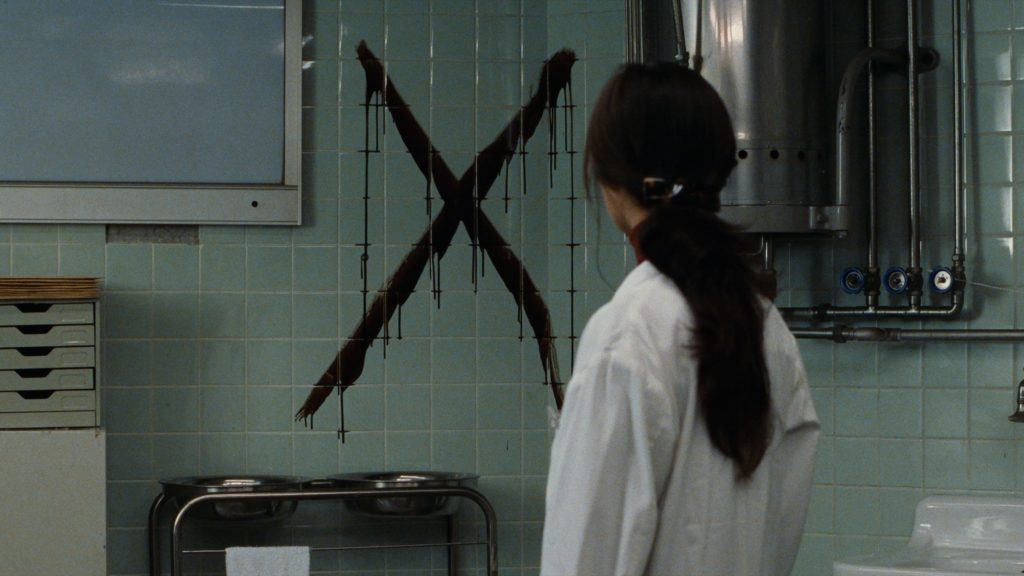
[637,203,771,479]
[585,62,772,479]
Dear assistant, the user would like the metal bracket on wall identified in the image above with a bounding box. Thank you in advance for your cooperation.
[718,204,848,234]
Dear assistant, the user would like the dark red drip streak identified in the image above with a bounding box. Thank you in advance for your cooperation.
[295,42,575,424]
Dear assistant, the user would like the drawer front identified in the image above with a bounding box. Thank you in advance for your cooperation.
[0,347,95,370]
[0,390,96,413]
[0,303,93,327]
[0,325,95,348]
[0,369,93,392]
[0,411,96,429]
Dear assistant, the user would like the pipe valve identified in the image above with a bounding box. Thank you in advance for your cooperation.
[884,267,909,295]
[929,267,954,294]
[840,267,866,295]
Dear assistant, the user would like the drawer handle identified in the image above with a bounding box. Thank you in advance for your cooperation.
[15,369,52,378]
[15,347,54,357]
[14,303,53,313]
[16,390,55,400]
[16,325,54,335]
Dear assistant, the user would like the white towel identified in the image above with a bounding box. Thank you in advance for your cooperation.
[225,546,310,576]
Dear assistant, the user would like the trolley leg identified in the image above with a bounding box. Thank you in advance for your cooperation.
[148,493,167,576]
[447,515,458,576]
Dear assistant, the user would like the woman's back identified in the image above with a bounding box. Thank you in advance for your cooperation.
[540,261,819,576]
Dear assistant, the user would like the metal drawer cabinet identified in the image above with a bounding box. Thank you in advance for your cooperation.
[0,300,99,429]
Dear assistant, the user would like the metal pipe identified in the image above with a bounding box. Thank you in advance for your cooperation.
[867,0,879,308]
[907,0,923,306]
[781,298,962,321]
[148,492,167,576]
[952,0,966,269]
[763,235,774,271]
[692,0,704,73]
[835,47,905,213]
[792,326,1024,343]
[670,0,689,66]
[625,0,635,63]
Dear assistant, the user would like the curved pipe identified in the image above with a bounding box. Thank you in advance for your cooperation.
[835,47,905,210]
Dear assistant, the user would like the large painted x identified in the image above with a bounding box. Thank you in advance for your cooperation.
[296,42,576,422]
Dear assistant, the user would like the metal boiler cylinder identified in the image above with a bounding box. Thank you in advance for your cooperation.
[634,0,843,234]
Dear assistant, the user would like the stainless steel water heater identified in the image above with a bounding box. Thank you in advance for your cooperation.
[628,0,846,234]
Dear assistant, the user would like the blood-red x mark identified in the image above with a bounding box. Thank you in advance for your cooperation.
[296,43,575,423]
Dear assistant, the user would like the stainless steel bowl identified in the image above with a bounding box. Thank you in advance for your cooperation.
[325,471,478,517]
[160,475,305,523]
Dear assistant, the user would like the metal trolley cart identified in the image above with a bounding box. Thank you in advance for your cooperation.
[148,476,498,576]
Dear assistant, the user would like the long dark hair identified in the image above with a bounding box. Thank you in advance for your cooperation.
[585,63,771,480]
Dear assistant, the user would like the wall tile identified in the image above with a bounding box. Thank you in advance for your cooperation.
[106,244,153,291]
[247,387,294,432]
[878,488,923,537]
[152,292,199,338]
[834,486,879,535]
[245,434,292,474]
[835,438,879,486]
[878,389,922,437]
[199,340,246,386]
[478,384,523,430]
[925,439,970,488]
[835,388,878,436]
[432,430,477,471]
[153,245,199,291]
[152,340,199,387]
[247,246,293,292]
[152,387,200,432]
[432,385,477,430]
[104,340,152,387]
[199,293,246,338]
[924,389,969,437]
[200,245,246,291]
[879,439,924,487]
[387,385,432,430]
[293,432,341,477]
[293,293,340,338]
[345,385,385,431]
[12,243,58,276]
[386,431,431,469]
[151,434,200,479]
[246,340,293,386]
[970,440,1015,490]
[247,293,293,338]
[58,244,105,277]
[200,387,245,432]
[479,430,522,475]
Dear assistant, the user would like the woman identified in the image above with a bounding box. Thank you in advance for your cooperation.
[540,63,820,576]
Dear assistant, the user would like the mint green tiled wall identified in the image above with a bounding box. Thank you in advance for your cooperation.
[0,0,569,574]
[6,0,1020,574]
[545,2,1024,576]
[788,1,1024,574]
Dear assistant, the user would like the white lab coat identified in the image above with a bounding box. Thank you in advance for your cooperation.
[541,261,819,576]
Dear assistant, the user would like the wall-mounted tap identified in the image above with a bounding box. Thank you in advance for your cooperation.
[1009,370,1024,423]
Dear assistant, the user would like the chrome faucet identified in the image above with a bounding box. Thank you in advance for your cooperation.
[1009,369,1024,423]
